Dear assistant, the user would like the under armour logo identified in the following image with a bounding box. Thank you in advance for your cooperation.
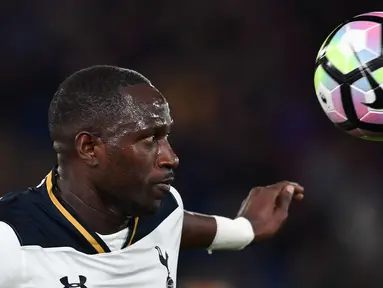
[155,246,174,288]
[60,275,87,288]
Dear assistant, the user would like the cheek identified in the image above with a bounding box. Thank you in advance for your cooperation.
[137,155,154,170]
[128,146,157,179]
[116,148,152,179]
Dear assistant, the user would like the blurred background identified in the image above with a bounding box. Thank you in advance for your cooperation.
[1,1,383,287]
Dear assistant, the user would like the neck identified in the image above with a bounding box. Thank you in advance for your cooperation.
[55,165,129,234]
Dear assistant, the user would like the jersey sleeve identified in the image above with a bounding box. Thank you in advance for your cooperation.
[0,221,22,287]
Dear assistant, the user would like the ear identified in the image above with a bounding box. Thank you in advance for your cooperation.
[74,132,104,166]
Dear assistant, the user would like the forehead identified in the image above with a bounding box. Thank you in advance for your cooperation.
[118,84,172,132]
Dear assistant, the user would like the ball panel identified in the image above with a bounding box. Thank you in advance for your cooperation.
[327,111,347,123]
[326,21,380,74]
[315,82,347,123]
[315,83,334,113]
[314,66,347,122]
[316,23,344,61]
[346,128,364,137]
[372,67,383,83]
[350,86,369,119]
[330,86,347,118]
[366,24,381,55]
[356,49,378,62]
[361,111,383,124]
[314,65,325,92]
[351,87,368,119]
[325,25,349,74]
[353,76,372,92]
[314,65,340,91]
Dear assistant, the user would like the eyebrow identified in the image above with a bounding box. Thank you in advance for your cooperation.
[119,120,174,135]
[148,121,174,132]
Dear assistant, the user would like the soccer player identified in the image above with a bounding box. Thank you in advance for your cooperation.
[0,65,304,288]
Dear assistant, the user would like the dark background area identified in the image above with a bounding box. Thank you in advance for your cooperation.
[1,1,383,287]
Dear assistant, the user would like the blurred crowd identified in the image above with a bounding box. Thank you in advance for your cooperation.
[1,1,383,287]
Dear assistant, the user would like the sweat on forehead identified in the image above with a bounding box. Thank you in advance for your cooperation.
[119,84,167,106]
[114,84,172,132]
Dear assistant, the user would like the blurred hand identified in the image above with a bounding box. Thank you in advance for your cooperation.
[237,181,304,242]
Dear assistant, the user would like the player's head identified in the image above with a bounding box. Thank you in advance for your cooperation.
[48,65,179,216]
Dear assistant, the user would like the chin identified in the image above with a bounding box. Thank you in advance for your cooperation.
[153,199,162,209]
[131,199,162,216]
[146,199,162,214]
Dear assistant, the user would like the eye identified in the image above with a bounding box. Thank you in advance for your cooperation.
[141,126,171,147]
[145,135,157,144]
[157,132,170,140]
[143,134,159,145]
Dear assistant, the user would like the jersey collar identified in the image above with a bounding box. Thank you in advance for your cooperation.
[45,169,139,253]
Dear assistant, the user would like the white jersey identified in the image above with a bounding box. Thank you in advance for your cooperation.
[0,170,184,288]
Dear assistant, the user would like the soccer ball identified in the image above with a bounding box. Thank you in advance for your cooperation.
[314,12,383,141]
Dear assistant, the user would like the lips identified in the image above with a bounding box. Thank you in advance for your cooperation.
[151,176,174,197]
[154,183,171,192]
[156,176,174,187]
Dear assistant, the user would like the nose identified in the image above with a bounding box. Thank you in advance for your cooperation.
[157,140,179,170]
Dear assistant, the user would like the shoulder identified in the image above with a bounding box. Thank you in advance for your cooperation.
[0,190,41,246]
[0,220,22,248]
[0,188,46,236]
[0,185,75,249]
[0,189,39,234]
[0,221,22,286]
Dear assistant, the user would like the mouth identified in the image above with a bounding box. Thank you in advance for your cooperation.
[152,177,174,197]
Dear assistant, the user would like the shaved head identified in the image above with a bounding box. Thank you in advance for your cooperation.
[48,65,152,147]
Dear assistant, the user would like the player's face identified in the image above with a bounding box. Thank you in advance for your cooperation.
[99,84,179,216]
